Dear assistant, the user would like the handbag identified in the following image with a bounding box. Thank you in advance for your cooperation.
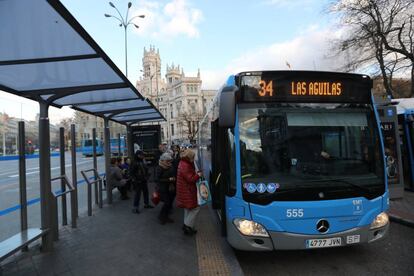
[151,191,161,205]
[196,179,211,206]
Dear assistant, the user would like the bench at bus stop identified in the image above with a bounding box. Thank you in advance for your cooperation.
[0,228,46,274]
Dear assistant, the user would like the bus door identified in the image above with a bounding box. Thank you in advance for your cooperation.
[400,111,414,191]
[211,119,230,236]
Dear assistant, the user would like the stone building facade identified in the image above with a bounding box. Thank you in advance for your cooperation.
[0,112,59,155]
[73,112,125,146]
[136,46,216,144]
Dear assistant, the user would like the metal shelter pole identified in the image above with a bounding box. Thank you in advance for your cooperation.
[38,102,53,252]
[127,125,133,159]
[59,127,67,226]
[18,122,28,233]
[93,128,98,205]
[118,133,121,157]
[104,119,112,204]
[70,124,78,227]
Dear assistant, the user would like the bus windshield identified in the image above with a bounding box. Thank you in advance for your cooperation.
[239,103,385,203]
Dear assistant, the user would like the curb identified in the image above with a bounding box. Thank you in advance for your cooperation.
[389,214,414,228]
[207,206,245,276]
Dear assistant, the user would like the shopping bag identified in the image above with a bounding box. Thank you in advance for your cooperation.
[196,179,211,206]
[151,191,161,205]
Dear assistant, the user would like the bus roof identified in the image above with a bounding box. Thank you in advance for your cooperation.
[234,70,370,80]
[392,98,414,114]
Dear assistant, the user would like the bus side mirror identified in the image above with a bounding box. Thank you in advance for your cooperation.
[219,86,238,128]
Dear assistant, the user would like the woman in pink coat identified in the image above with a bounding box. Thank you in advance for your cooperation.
[176,149,202,235]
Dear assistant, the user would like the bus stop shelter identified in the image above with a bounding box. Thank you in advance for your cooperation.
[0,0,164,251]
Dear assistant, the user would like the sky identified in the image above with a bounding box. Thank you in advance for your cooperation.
[0,0,345,124]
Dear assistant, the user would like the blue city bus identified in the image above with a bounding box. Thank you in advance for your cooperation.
[198,71,389,250]
[82,139,103,157]
[394,101,414,191]
[110,137,127,156]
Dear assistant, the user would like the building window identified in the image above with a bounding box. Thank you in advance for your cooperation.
[170,104,173,118]
[171,124,175,136]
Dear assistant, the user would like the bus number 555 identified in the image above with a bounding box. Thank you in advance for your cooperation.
[286,209,304,218]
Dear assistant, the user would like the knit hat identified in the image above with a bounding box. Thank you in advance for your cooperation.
[160,152,173,161]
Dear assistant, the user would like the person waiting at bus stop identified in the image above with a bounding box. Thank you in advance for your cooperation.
[176,149,203,235]
[120,157,132,191]
[108,157,129,200]
[130,150,153,213]
[155,152,176,224]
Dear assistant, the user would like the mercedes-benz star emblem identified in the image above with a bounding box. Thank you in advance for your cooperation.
[316,219,330,233]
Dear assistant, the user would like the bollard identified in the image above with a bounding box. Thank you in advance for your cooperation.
[51,196,59,241]
[59,127,67,225]
[127,125,133,159]
[87,178,92,217]
[93,128,98,205]
[118,133,121,157]
[38,102,53,251]
[104,119,112,204]
[98,178,103,209]
[18,121,28,251]
[70,124,78,227]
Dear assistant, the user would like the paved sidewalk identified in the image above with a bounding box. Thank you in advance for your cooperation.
[388,190,414,228]
[0,191,243,276]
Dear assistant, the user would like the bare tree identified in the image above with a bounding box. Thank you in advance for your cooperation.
[58,117,74,149]
[331,0,414,97]
[178,111,202,143]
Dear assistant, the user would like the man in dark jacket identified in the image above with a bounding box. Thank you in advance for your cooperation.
[130,150,153,213]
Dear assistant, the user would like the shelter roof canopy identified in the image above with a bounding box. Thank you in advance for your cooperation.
[0,0,164,125]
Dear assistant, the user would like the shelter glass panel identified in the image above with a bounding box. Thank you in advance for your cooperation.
[53,88,137,105]
[79,99,149,113]
[0,0,95,61]
[0,58,122,91]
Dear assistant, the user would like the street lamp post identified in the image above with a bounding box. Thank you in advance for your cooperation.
[105,2,144,78]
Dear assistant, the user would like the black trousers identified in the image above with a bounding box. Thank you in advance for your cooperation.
[133,181,149,208]
[159,192,176,220]
[117,185,128,198]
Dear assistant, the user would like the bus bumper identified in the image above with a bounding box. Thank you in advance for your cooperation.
[227,219,389,251]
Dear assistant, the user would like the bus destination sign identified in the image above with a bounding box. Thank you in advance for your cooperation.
[259,80,343,97]
[240,72,372,103]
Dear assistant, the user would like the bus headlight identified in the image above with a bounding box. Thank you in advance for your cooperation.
[233,218,269,237]
[370,212,389,229]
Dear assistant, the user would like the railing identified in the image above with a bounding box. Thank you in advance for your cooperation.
[0,121,129,255]
[50,175,75,241]
[81,169,104,212]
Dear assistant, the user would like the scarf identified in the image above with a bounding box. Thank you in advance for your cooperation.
[159,159,172,170]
